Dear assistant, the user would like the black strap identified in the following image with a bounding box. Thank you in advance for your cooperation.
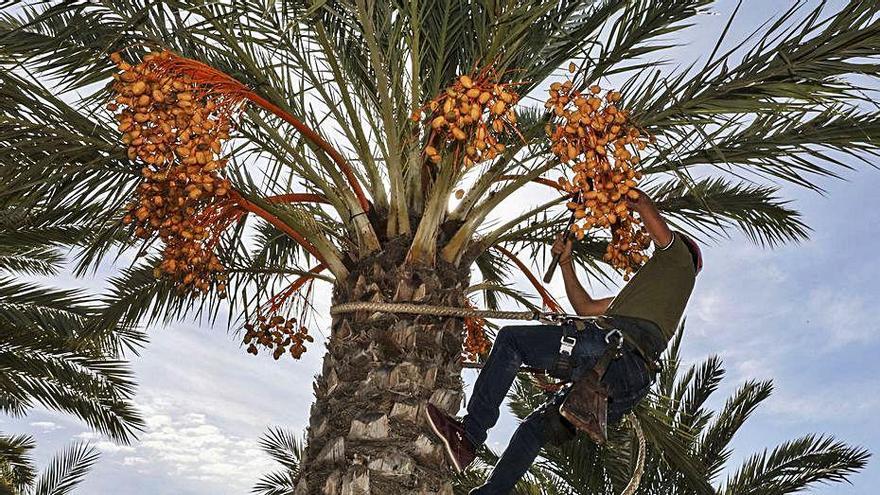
[548,325,576,380]
[592,330,624,379]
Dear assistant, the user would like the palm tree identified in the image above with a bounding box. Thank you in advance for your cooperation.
[0,435,99,495]
[454,327,870,494]
[0,0,878,492]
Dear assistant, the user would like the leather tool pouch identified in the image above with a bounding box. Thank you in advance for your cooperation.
[559,369,610,444]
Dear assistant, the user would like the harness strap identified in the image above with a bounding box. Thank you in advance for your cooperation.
[595,317,662,374]
[547,320,624,381]
[548,325,577,380]
[593,329,625,379]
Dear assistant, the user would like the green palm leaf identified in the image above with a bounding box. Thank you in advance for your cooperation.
[29,443,98,495]
[0,210,144,442]
[722,435,869,495]
[0,433,36,494]
[651,177,809,247]
[252,427,303,495]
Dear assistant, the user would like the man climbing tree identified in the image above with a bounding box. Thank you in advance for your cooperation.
[427,189,703,493]
[2,1,880,493]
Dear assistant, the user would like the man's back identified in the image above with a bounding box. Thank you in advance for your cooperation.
[605,231,697,341]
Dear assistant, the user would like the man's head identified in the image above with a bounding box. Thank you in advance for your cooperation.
[678,232,703,275]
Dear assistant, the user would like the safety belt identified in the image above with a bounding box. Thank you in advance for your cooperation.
[547,317,623,381]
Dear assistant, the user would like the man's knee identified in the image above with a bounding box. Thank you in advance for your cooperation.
[494,326,518,348]
[509,410,546,445]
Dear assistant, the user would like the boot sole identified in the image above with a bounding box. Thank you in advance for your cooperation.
[426,407,465,473]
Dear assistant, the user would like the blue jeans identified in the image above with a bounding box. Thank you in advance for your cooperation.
[463,322,654,495]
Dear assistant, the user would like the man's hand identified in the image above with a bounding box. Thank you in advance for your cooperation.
[625,188,652,211]
[552,233,574,265]
[627,188,674,248]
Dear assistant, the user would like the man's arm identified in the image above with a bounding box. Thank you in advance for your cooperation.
[552,234,614,316]
[628,189,674,248]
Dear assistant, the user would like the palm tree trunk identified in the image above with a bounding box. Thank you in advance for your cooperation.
[297,238,470,494]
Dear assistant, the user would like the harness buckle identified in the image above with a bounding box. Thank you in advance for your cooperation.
[559,335,577,355]
[604,328,624,359]
[604,328,624,347]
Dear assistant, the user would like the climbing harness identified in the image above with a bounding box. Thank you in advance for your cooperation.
[332,300,660,373]
[330,300,647,494]
[559,328,624,444]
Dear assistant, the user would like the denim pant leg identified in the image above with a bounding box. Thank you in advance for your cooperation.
[469,326,642,495]
[462,324,564,446]
[469,393,570,495]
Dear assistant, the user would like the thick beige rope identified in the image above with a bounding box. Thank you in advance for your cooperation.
[330,301,544,320]
[622,413,647,495]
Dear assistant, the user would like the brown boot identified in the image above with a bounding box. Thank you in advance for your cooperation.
[426,403,476,472]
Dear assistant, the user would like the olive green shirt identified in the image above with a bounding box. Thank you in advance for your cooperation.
[605,232,696,341]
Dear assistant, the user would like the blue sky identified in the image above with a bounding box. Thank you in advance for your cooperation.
[3,1,878,493]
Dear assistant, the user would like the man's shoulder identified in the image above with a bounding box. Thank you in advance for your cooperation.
[649,233,695,269]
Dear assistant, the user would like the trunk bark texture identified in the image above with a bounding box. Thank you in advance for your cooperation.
[296,237,471,494]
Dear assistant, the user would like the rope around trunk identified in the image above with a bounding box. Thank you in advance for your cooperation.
[331,300,644,494]
[330,301,544,320]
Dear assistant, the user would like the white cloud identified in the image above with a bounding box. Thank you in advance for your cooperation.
[764,380,880,424]
[29,421,61,432]
[732,357,775,381]
[688,289,728,334]
[86,395,273,492]
[122,457,148,466]
[75,432,137,454]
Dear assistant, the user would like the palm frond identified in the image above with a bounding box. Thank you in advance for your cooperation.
[652,177,810,247]
[465,281,540,313]
[0,244,63,277]
[0,330,143,442]
[635,1,880,126]
[646,108,880,194]
[0,276,144,442]
[677,355,724,434]
[0,433,36,493]
[252,427,302,495]
[582,0,712,81]
[30,443,98,495]
[721,435,870,495]
[697,380,774,481]
[0,68,136,215]
[259,427,303,474]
